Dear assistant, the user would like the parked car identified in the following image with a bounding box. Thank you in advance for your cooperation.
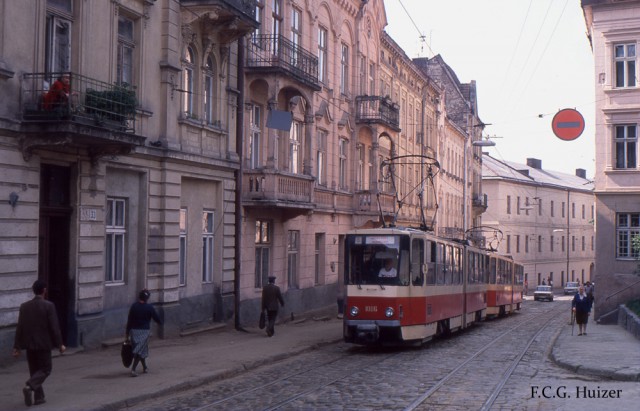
[564,281,579,295]
[534,285,554,301]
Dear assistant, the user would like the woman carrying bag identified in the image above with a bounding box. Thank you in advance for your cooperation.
[125,289,162,376]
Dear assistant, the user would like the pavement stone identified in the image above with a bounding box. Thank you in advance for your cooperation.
[1,311,639,411]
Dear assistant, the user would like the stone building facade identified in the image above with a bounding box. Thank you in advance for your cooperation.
[582,0,640,320]
[0,0,487,354]
[482,155,595,291]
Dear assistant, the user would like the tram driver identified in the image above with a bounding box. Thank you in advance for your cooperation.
[378,258,398,278]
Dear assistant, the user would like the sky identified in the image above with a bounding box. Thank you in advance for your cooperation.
[384,0,596,178]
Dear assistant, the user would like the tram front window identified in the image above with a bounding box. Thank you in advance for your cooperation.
[346,234,410,286]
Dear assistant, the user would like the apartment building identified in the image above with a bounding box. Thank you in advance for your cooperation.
[0,0,487,354]
[482,156,595,291]
[582,0,640,320]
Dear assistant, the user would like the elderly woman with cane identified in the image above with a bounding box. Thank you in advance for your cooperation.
[571,285,593,336]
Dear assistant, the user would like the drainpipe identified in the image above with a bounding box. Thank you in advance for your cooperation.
[234,37,245,331]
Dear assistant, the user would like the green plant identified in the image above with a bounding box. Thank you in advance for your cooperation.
[85,82,137,122]
[633,235,640,275]
[626,298,640,317]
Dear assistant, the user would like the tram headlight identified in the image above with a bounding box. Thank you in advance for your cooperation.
[385,307,394,318]
[350,306,359,317]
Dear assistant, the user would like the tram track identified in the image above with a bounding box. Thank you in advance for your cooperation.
[129,302,564,411]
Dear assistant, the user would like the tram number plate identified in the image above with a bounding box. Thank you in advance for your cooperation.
[365,306,378,312]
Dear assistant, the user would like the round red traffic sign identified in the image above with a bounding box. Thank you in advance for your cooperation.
[551,109,585,141]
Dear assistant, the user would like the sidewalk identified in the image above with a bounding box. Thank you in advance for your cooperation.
[2,312,639,411]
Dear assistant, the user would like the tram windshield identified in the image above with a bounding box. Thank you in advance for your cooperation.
[345,234,410,286]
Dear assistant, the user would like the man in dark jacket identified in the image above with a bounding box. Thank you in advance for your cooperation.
[261,276,285,337]
[13,279,66,406]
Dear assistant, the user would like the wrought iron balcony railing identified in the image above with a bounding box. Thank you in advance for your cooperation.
[22,72,138,133]
[181,0,257,20]
[355,95,400,131]
[246,34,320,90]
[472,193,488,209]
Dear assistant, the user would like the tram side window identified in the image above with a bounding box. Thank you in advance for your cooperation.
[426,241,436,285]
[399,249,410,285]
[445,245,455,284]
[489,258,497,284]
[453,247,462,284]
[468,252,476,284]
[436,243,446,285]
[411,239,424,286]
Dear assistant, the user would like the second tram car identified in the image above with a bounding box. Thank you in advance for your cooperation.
[343,227,523,346]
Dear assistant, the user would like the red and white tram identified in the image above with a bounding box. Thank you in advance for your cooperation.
[486,253,524,317]
[343,227,522,346]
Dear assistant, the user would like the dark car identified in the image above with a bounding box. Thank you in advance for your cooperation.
[534,285,554,302]
[564,281,579,295]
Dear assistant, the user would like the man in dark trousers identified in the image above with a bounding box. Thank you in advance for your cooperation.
[261,276,285,337]
[12,279,66,406]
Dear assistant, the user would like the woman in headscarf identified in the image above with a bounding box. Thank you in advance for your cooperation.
[125,289,162,376]
[572,285,593,336]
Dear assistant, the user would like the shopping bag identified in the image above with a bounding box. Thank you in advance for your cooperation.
[259,310,266,329]
[121,340,133,368]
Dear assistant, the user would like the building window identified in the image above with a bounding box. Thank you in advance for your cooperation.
[253,1,263,41]
[315,233,325,285]
[291,7,301,65]
[614,125,637,169]
[538,235,542,253]
[615,43,636,88]
[617,213,640,258]
[117,15,135,85]
[289,120,301,174]
[287,230,299,288]
[183,46,195,117]
[582,204,585,219]
[369,62,375,94]
[356,144,364,190]
[340,43,349,95]
[516,235,520,253]
[561,235,566,252]
[359,55,367,95]
[255,220,271,288]
[316,130,327,186]
[105,198,126,283]
[572,203,575,219]
[204,55,215,124]
[551,200,555,217]
[250,105,262,168]
[525,235,529,253]
[550,235,555,252]
[318,26,327,83]
[272,0,282,40]
[562,202,566,218]
[339,138,348,189]
[506,195,511,214]
[572,236,576,252]
[202,211,214,283]
[516,196,521,215]
[368,147,374,190]
[45,12,72,75]
[179,208,187,286]
[582,236,585,251]
[506,235,511,254]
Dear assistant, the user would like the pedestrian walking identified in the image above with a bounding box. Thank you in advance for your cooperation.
[12,279,66,406]
[125,289,162,377]
[572,285,593,336]
[261,276,285,337]
[584,281,595,304]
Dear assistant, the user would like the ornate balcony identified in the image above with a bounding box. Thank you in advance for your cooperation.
[472,193,488,211]
[180,0,259,43]
[20,72,146,161]
[243,169,315,216]
[355,95,401,131]
[246,35,320,91]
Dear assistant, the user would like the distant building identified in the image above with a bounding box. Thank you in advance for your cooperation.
[582,0,640,321]
[482,156,595,290]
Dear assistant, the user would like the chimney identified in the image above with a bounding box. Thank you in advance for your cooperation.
[526,158,542,169]
[576,168,587,179]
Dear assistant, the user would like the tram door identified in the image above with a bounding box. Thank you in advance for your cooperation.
[410,238,425,324]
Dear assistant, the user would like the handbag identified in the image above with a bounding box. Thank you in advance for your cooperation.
[259,310,266,329]
[121,340,133,368]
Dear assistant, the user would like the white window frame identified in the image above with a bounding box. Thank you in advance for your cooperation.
[183,46,195,117]
[204,55,215,124]
[339,138,348,190]
[356,144,364,190]
[255,220,271,288]
[318,26,327,83]
[106,198,126,283]
[45,13,72,75]
[617,213,640,259]
[289,120,301,174]
[202,210,214,283]
[340,43,349,95]
[614,124,637,169]
[117,15,135,86]
[250,105,262,168]
[614,43,636,88]
[316,130,327,186]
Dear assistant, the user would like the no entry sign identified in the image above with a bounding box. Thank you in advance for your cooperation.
[551,109,585,141]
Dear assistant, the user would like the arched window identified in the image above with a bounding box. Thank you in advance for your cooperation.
[183,46,195,117]
[204,55,215,124]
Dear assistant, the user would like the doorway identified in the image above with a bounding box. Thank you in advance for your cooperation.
[39,164,75,346]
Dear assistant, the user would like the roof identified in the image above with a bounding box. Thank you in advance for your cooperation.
[482,154,594,193]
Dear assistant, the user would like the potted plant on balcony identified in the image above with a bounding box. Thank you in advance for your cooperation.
[85,82,137,125]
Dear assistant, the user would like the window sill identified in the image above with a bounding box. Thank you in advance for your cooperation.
[604,167,640,174]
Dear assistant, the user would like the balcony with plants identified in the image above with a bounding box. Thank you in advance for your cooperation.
[20,72,146,157]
